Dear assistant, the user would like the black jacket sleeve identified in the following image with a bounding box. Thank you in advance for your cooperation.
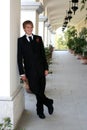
[17,38,25,75]
[40,37,49,70]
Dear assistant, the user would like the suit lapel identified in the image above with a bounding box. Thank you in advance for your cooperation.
[32,34,35,42]
[22,35,37,45]
[23,35,27,42]
[23,35,30,44]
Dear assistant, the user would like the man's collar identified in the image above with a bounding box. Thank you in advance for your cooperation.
[25,34,33,37]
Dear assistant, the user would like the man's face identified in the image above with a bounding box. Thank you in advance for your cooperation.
[24,24,33,35]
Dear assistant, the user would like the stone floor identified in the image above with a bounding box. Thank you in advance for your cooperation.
[16,51,87,130]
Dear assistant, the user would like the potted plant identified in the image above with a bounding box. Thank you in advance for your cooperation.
[64,26,77,53]
[74,37,86,58]
[45,45,53,64]
[79,27,87,63]
[81,46,87,64]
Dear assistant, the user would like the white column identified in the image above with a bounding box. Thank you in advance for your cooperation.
[21,1,44,36]
[0,1,10,97]
[39,15,48,40]
[48,26,55,47]
[44,21,56,47]
[48,29,51,46]
[44,21,50,47]
[51,32,56,48]
[0,0,24,127]
[44,25,48,47]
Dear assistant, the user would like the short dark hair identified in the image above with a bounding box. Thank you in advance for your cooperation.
[23,20,33,28]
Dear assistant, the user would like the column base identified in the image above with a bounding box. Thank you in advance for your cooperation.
[0,86,25,128]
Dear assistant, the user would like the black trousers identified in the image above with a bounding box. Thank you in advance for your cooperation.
[36,93,52,114]
[28,74,52,114]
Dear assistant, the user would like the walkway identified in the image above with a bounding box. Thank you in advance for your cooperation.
[16,51,87,130]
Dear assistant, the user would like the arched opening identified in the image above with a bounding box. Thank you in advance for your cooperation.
[54,27,68,51]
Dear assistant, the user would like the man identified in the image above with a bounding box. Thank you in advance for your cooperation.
[17,20,54,119]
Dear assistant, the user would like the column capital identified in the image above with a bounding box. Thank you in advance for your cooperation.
[45,21,51,27]
[51,31,56,34]
[39,15,48,22]
[21,2,44,14]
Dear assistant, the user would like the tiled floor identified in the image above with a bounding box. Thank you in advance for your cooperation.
[16,51,87,130]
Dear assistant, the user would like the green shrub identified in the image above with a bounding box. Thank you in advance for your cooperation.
[0,118,26,130]
[0,117,12,130]
[45,45,53,65]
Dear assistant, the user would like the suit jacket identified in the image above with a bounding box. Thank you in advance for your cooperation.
[17,34,48,93]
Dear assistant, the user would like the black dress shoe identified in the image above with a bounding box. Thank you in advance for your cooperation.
[37,113,46,119]
[48,100,54,115]
[49,99,53,104]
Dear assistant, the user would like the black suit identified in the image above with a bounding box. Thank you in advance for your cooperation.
[17,34,48,94]
[17,34,53,115]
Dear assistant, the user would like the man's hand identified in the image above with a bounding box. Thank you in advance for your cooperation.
[21,75,31,93]
[45,70,48,76]
[21,75,27,81]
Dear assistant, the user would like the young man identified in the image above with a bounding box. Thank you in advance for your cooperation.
[17,20,54,119]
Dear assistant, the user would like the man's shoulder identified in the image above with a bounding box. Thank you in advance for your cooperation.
[18,35,26,40]
[33,35,42,42]
[33,35,42,39]
[33,35,43,43]
[18,35,26,44]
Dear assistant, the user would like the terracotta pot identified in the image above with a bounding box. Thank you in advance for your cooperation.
[76,54,82,60]
[80,57,87,64]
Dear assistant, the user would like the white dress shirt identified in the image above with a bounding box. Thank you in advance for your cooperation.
[26,34,33,42]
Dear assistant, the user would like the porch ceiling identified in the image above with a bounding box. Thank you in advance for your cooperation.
[43,0,87,31]
[21,0,87,31]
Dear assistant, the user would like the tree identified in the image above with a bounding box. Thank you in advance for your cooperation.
[64,26,77,41]
[79,27,87,39]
